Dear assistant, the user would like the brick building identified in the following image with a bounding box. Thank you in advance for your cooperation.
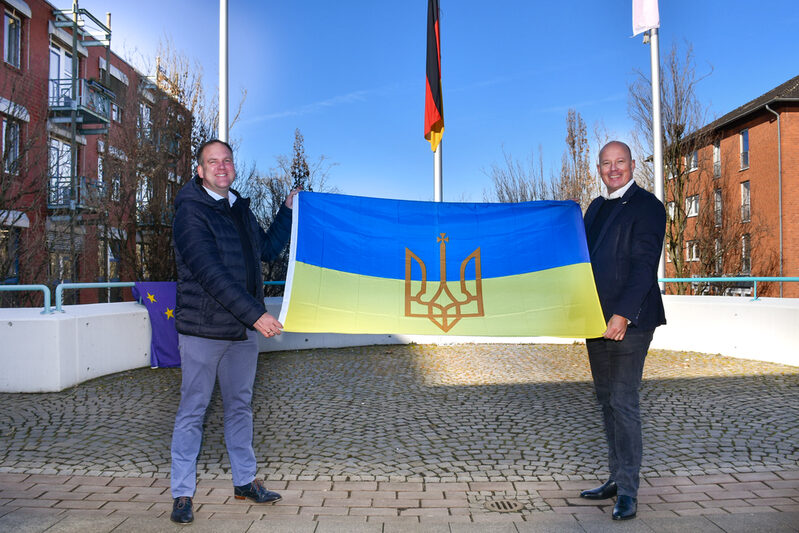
[1,0,192,304]
[665,74,799,298]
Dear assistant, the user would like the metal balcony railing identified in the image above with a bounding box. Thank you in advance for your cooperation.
[48,176,106,209]
[48,78,114,124]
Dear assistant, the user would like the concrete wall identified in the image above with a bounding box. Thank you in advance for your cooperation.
[0,303,150,393]
[651,295,799,367]
[2,296,797,392]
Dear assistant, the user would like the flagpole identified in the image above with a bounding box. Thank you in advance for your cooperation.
[434,143,442,201]
[649,27,665,289]
[219,0,229,142]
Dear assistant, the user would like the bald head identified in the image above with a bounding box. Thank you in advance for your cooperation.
[597,141,635,195]
[598,141,632,163]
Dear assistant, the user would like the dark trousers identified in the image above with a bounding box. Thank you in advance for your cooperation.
[586,329,654,497]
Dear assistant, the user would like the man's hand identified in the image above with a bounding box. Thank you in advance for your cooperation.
[253,312,283,338]
[284,188,301,208]
[603,314,628,341]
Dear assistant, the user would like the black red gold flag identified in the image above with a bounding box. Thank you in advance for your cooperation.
[424,0,444,151]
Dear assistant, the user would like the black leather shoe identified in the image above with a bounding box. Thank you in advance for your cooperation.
[233,479,282,503]
[170,496,193,524]
[580,480,617,500]
[612,495,637,520]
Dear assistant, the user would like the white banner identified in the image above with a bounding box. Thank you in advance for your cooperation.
[632,0,660,36]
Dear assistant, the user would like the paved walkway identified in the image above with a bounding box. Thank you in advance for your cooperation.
[1,344,797,531]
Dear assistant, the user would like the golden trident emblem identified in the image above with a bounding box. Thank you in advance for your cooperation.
[405,233,484,332]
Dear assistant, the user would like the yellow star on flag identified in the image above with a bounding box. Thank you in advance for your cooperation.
[147,293,157,303]
[164,308,174,320]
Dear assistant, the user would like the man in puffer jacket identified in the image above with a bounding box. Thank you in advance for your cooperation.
[169,139,298,524]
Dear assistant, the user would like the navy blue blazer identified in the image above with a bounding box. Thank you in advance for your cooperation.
[583,182,666,332]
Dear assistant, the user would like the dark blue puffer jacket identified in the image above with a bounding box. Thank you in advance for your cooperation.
[173,176,292,340]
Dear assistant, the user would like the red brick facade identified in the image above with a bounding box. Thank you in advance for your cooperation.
[1,0,192,304]
[665,75,799,298]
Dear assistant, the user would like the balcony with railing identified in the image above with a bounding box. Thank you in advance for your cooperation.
[48,175,106,210]
[48,78,115,132]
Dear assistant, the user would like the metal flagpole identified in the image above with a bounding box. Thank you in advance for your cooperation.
[219,0,229,142]
[649,27,665,289]
[434,143,442,202]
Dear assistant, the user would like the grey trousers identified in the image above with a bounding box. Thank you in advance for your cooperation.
[171,331,259,497]
[586,329,654,498]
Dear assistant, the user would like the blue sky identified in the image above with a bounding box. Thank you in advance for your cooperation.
[80,0,799,202]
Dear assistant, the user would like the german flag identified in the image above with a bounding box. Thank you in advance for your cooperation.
[424,0,444,152]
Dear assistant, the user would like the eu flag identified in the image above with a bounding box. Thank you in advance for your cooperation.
[132,281,180,367]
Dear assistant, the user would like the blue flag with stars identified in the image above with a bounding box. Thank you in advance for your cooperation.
[132,281,180,368]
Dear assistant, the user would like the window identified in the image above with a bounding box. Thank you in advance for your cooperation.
[688,151,698,171]
[714,238,722,275]
[111,173,120,202]
[666,201,675,221]
[665,243,672,263]
[740,129,749,169]
[48,44,73,106]
[686,195,699,218]
[136,174,151,207]
[741,234,751,274]
[2,117,20,173]
[98,241,121,283]
[48,138,71,177]
[686,241,699,262]
[97,156,103,183]
[714,188,722,227]
[740,181,750,222]
[138,103,152,139]
[49,251,74,282]
[0,226,20,282]
[48,137,73,206]
[111,103,122,123]
[4,12,21,68]
[713,141,721,178]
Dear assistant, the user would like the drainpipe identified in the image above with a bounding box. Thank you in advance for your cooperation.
[765,104,783,297]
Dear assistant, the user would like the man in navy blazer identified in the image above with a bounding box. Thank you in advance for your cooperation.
[579,141,666,521]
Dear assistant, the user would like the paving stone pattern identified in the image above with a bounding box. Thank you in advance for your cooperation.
[1,344,798,530]
[1,344,796,484]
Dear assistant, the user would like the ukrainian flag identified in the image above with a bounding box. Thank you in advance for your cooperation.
[279,192,605,338]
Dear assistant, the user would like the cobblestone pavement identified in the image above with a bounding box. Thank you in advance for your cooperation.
[0,344,798,531]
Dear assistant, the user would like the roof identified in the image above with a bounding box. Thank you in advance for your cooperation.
[701,74,799,133]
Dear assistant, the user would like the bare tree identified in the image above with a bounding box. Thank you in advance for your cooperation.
[485,110,600,210]
[629,44,711,294]
[236,129,336,295]
[95,39,216,285]
[629,44,777,296]
[557,109,599,211]
[482,145,551,203]
[685,144,778,296]
[0,85,49,306]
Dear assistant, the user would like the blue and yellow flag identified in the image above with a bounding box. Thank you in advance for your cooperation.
[279,192,606,338]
